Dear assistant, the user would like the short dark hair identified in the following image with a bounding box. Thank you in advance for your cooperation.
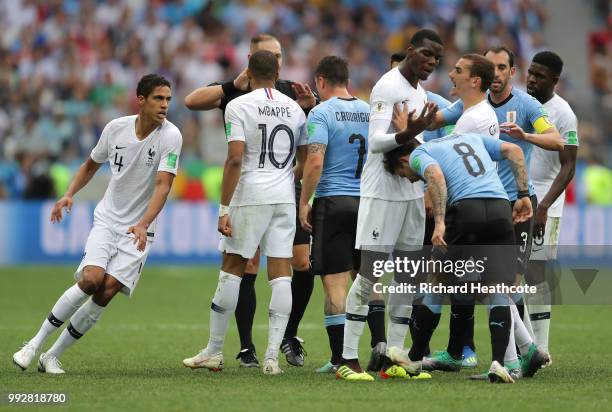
[248,50,279,81]
[136,74,171,98]
[383,138,421,175]
[391,52,406,64]
[410,29,443,47]
[532,51,564,77]
[484,46,515,68]
[462,54,495,92]
[251,33,279,47]
[314,56,349,86]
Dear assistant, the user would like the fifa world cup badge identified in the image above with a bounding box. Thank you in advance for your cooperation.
[507,111,517,123]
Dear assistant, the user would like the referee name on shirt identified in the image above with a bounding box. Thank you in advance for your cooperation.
[334,111,369,122]
[258,105,293,117]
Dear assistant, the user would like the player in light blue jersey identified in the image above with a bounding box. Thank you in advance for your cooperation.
[298,56,370,374]
[424,91,454,141]
[438,46,559,379]
[382,132,534,383]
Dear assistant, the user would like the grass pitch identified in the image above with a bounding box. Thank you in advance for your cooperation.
[1,265,611,411]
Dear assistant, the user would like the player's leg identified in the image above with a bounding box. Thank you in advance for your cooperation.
[260,203,297,375]
[526,215,561,359]
[487,293,514,383]
[319,271,349,372]
[39,273,124,374]
[235,249,260,368]
[13,224,115,371]
[365,287,387,372]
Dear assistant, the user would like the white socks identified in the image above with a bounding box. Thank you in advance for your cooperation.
[205,271,242,355]
[264,276,292,360]
[47,298,105,358]
[511,304,533,355]
[387,278,413,350]
[30,284,89,349]
[528,281,551,353]
[342,275,373,360]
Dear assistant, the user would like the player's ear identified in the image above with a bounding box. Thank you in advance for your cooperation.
[509,66,516,77]
[137,94,145,106]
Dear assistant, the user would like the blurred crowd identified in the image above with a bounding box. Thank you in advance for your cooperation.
[0,0,610,204]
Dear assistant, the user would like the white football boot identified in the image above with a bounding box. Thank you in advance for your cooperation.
[182,350,224,371]
[488,360,515,383]
[38,353,65,374]
[13,342,38,370]
[262,358,283,375]
[386,346,422,375]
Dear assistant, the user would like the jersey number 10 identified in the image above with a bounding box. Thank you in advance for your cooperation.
[258,124,295,169]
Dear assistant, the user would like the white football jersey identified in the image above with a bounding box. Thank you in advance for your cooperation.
[530,93,579,217]
[90,115,182,236]
[361,68,426,201]
[225,87,307,206]
[453,99,499,139]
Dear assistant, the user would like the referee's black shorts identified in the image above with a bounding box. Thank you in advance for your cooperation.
[432,197,516,286]
[511,194,537,275]
[310,195,360,275]
[293,182,311,246]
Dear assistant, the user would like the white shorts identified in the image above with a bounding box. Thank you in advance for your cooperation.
[355,197,425,253]
[75,221,152,296]
[219,203,295,259]
[530,216,561,261]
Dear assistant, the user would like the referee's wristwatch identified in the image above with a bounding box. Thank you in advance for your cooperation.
[219,205,230,217]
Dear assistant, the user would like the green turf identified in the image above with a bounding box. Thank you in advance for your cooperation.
[1,266,611,411]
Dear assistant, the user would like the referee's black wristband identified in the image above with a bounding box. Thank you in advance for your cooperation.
[517,190,530,199]
[221,80,238,96]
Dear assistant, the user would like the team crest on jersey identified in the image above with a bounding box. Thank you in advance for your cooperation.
[146,148,156,166]
[489,124,498,135]
[506,111,517,123]
[374,101,385,113]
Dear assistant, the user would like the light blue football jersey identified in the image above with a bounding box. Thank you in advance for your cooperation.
[307,97,370,197]
[409,133,508,205]
[440,87,552,200]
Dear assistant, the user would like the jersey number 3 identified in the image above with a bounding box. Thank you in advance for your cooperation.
[258,124,295,169]
[349,134,366,179]
[453,143,484,177]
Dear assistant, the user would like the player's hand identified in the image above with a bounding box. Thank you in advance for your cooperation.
[50,195,73,223]
[391,101,414,132]
[234,68,250,91]
[533,204,548,239]
[512,197,533,224]
[500,122,526,140]
[407,102,438,135]
[127,224,148,252]
[299,203,312,233]
[218,215,232,237]
[293,83,316,109]
[431,222,447,252]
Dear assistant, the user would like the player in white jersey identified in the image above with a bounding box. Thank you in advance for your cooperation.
[183,50,308,376]
[337,29,441,382]
[13,74,182,374]
[526,51,579,363]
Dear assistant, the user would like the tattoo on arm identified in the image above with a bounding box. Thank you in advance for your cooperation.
[308,143,327,155]
[507,152,528,192]
[424,166,447,223]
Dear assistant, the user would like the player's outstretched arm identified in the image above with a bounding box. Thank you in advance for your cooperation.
[50,157,102,223]
[218,141,245,237]
[299,143,326,232]
[423,164,447,248]
[533,145,577,238]
[500,142,533,223]
[127,171,175,252]
[500,122,564,151]
[394,102,438,145]
[184,69,249,111]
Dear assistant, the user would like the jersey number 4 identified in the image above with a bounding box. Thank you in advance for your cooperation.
[114,153,124,172]
[453,143,484,177]
[349,134,366,179]
[258,124,295,169]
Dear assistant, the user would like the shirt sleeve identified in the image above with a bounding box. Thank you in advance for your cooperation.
[559,109,579,146]
[525,96,555,134]
[368,83,401,153]
[440,99,463,125]
[306,108,329,146]
[224,102,245,142]
[90,121,112,163]
[158,128,183,175]
[481,136,504,161]
[296,111,308,147]
[409,146,438,178]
